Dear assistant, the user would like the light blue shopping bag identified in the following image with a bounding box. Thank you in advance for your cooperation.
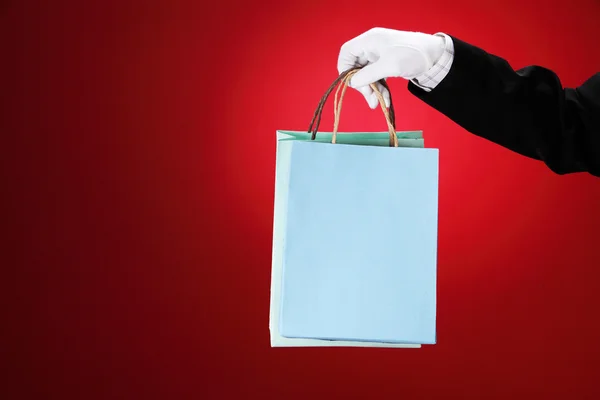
[270,70,439,347]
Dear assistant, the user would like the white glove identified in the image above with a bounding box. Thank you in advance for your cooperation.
[337,28,446,109]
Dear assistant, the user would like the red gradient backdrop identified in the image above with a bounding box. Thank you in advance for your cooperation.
[2,0,600,399]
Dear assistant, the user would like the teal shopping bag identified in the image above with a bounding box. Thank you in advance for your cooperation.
[270,69,439,348]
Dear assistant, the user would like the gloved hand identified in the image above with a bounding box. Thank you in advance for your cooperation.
[337,28,446,109]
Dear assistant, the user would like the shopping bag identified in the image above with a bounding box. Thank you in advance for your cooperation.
[270,69,439,348]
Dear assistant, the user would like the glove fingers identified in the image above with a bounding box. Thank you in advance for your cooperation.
[349,61,391,90]
[353,81,390,109]
[374,82,390,108]
[354,85,379,109]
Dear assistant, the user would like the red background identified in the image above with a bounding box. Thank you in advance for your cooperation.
[2,0,600,398]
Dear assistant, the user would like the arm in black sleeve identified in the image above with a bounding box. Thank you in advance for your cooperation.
[408,36,600,177]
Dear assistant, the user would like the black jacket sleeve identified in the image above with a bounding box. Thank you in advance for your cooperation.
[408,36,600,177]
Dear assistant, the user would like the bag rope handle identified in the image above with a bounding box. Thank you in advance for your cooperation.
[307,67,398,147]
